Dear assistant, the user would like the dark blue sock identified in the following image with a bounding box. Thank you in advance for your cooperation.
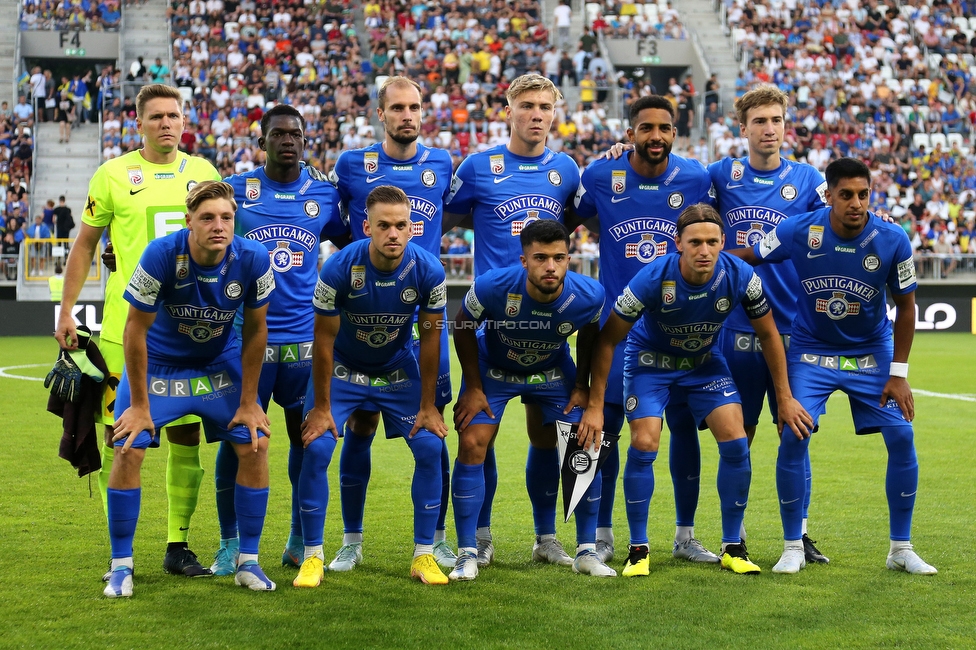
[338,428,373,534]
[623,446,657,546]
[802,449,812,521]
[667,405,701,528]
[214,441,238,539]
[437,438,450,532]
[776,431,809,540]
[107,487,141,558]
[407,432,442,545]
[288,443,304,538]
[597,404,625,529]
[452,460,485,549]
[298,435,336,547]
[235,484,269,556]
[526,446,559,536]
[575,470,601,546]
[477,447,497,529]
[716,438,751,544]
[882,425,917,541]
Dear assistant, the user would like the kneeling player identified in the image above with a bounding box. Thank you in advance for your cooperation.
[450,220,611,581]
[103,181,277,598]
[579,204,812,576]
[298,185,450,587]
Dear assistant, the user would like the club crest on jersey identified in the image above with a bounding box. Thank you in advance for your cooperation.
[304,200,319,217]
[351,265,366,290]
[714,297,731,313]
[862,254,881,272]
[780,184,798,201]
[245,178,261,200]
[662,281,676,305]
[668,192,684,209]
[178,321,223,343]
[673,334,710,352]
[736,223,767,247]
[421,169,436,187]
[557,321,574,336]
[127,165,144,186]
[186,180,198,192]
[816,291,860,320]
[410,221,424,238]
[364,152,379,173]
[224,281,243,300]
[808,225,824,250]
[175,254,189,279]
[271,241,303,272]
[357,326,398,348]
[612,170,626,194]
[625,234,668,263]
[548,170,562,186]
[731,160,744,181]
[401,287,418,304]
[509,350,543,366]
[490,154,505,175]
[506,293,522,317]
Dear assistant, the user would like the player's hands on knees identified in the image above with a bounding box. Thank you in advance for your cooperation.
[576,407,604,450]
[602,142,633,160]
[412,403,448,439]
[300,406,338,447]
[112,406,154,453]
[230,401,272,453]
[453,388,493,432]
[881,377,914,422]
[776,397,814,440]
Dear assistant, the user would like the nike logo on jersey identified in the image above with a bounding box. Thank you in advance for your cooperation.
[610,196,630,203]
[807,252,827,259]
[660,307,680,313]
[493,175,513,184]
[723,390,737,397]
[726,183,743,189]
[366,175,386,183]
[175,281,193,290]
[242,201,261,209]
[347,292,368,299]
[129,188,147,195]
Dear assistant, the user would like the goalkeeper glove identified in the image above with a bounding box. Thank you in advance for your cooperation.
[45,325,105,403]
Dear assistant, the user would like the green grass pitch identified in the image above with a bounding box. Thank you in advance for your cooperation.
[0,333,973,649]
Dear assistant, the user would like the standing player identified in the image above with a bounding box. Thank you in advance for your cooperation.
[708,85,830,563]
[578,204,812,576]
[209,104,347,575]
[735,158,936,575]
[450,221,610,580]
[574,95,720,565]
[444,73,580,566]
[103,181,277,597]
[327,77,456,570]
[54,84,220,578]
[297,185,450,587]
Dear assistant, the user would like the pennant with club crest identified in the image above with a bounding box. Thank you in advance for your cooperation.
[555,420,619,523]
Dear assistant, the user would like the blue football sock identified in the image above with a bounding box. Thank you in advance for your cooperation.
[107,487,141,559]
[338,427,373,534]
[298,435,336,547]
[477,447,497,529]
[288,443,305,538]
[776,430,810,541]
[526,446,559,537]
[597,403,625,529]
[236,484,270,556]
[452,460,485,549]
[667,405,701,528]
[802,449,812,521]
[214,441,239,539]
[623,446,657,546]
[407,432,442,545]
[882,425,918,541]
[437,438,450,532]
[575,470,601,546]
[716,438,751,544]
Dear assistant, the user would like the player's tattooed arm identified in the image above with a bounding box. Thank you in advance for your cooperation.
[882,290,916,422]
[112,306,157,452]
[751,310,813,440]
[578,313,633,449]
[302,313,341,446]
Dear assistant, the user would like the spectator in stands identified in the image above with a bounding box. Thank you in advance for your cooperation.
[54,196,75,240]
[12,96,33,125]
[1,231,17,280]
[554,0,572,50]
[149,58,170,84]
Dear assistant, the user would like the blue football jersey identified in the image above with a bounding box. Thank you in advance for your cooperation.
[124,230,275,366]
[226,166,345,344]
[461,265,605,374]
[330,142,453,256]
[311,239,447,374]
[445,145,580,276]
[708,157,826,333]
[614,252,769,357]
[755,207,916,355]
[575,152,715,318]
